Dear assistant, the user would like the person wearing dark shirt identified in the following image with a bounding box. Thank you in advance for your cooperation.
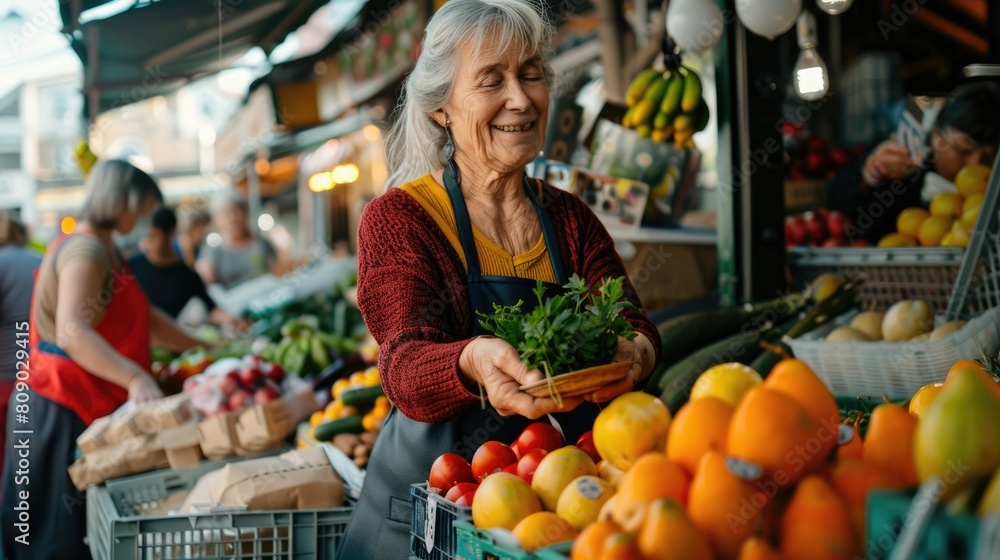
[827,81,1000,242]
[129,207,247,331]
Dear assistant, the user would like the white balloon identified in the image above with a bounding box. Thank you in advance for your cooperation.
[735,0,803,40]
[666,0,725,56]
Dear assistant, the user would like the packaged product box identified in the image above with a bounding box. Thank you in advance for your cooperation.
[235,387,320,452]
[68,434,169,490]
[132,393,197,434]
[159,422,204,470]
[198,411,250,460]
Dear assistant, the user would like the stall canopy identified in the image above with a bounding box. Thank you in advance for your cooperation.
[60,0,329,120]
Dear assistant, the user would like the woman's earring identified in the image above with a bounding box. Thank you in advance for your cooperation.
[442,113,455,160]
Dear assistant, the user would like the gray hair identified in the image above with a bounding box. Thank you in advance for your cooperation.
[385,0,555,187]
[80,159,162,229]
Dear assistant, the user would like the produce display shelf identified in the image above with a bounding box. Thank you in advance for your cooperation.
[87,458,354,560]
[453,522,569,560]
[411,483,472,560]
[867,489,980,560]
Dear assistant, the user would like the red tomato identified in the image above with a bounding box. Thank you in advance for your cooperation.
[513,422,563,455]
[471,441,518,481]
[511,443,521,460]
[502,463,519,475]
[444,482,479,503]
[428,453,475,493]
[576,431,602,463]
[515,449,548,485]
[455,491,475,507]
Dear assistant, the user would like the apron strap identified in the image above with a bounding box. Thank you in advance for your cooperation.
[443,159,568,285]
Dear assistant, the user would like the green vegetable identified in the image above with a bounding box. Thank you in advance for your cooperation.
[477,275,639,379]
[310,337,332,370]
[339,385,385,408]
[313,415,365,440]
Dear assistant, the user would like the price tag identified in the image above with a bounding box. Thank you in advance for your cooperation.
[424,494,437,553]
[838,424,854,446]
[977,516,1000,560]
[725,456,764,481]
[577,477,604,500]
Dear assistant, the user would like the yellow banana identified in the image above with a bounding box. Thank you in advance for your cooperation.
[625,68,662,106]
[680,66,703,113]
[632,99,657,127]
[641,76,670,111]
[673,114,694,132]
[636,123,652,138]
[622,106,637,128]
[650,128,671,143]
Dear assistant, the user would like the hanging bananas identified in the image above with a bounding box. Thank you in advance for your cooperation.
[74,140,98,177]
[621,65,709,150]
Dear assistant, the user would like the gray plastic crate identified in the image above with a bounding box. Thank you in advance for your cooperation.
[410,483,472,560]
[87,457,354,560]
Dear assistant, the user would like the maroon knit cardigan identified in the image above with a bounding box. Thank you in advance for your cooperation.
[356,182,662,423]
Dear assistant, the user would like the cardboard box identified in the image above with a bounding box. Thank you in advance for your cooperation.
[212,447,344,511]
[159,422,204,470]
[67,434,169,490]
[235,388,320,452]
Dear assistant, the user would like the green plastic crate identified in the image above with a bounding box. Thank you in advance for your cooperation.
[454,522,569,560]
[866,489,980,560]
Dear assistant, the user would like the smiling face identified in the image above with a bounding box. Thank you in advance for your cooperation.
[435,36,549,176]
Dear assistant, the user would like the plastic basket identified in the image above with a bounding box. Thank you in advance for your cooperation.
[787,306,1000,398]
[453,522,569,560]
[411,483,473,560]
[86,457,354,560]
[866,489,980,560]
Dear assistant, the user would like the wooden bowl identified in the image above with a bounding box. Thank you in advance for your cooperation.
[519,362,631,399]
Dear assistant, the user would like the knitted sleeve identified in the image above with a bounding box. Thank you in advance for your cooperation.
[356,191,479,423]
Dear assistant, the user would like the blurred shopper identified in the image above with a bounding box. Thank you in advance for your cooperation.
[1,160,207,560]
[175,205,210,267]
[195,192,277,289]
[130,206,248,330]
[0,212,41,482]
[827,81,1000,242]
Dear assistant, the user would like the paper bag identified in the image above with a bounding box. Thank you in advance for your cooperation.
[210,447,344,511]
[235,388,319,452]
[159,422,204,470]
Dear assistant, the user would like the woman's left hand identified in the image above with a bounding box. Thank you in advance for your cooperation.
[586,334,650,403]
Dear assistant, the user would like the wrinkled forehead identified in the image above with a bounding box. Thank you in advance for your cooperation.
[460,24,543,75]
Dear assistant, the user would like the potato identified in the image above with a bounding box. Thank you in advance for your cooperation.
[332,433,361,456]
[353,444,370,459]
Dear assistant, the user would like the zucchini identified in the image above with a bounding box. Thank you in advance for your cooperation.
[339,385,385,408]
[313,415,365,441]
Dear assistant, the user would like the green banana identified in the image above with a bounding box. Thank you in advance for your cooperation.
[622,105,636,128]
[680,66,703,113]
[309,336,331,370]
[636,123,652,138]
[632,99,657,127]
[625,68,662,106]
[653,111,671,131]
[658,72,684,118]
[641,76,670,111]
[693,97,711,132]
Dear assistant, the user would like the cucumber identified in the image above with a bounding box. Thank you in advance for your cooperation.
[313,415,365,441]
[339,385,385,408]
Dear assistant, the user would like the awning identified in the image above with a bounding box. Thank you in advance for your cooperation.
[60,0,328,120]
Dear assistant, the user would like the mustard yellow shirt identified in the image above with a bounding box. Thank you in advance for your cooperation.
[400,175,557,283]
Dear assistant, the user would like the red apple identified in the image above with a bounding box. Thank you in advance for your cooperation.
[785,217,804,246]
[262,362,285,384]
[239,366,262,389]
[254,386,280,404]
[791,216,810,246]
[227,389,251,411]
[444,482,479,503]
[515,449,548,485]
[803,211,828,244]
[219,371,241,395]
[804,152,828,177]
[804,136,827,154]
[829,147,852,169]
[822,237,846,247]
[826,210,850,240]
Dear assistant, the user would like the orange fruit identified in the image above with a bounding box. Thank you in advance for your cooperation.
[611,453,690,533]
[557,476,614,531]
[512,511,577,552]
[472,472,542,530]
[836,418,864,462]
[930,192,964,218]
[863,404,918,486]
[918,215,954,247]
[571,520,621,560]
[593,392,671,472]
[780,475,858,560]
[877,233,918,248]
[688,451,768,559]
[896,207,930,238]
[946,359,1000,402]
[728,386,822,484]
[942,223,971,247]
[309,410,325,427]
[963,192,985,213]
[532,446,598,511]
[667,396,734,475]
[955,163,991,197]
[765,359,840,468]
[600,533,643,560]
[958,206,981,231]
[638,499,713,560]
[738,537,783,560]
[829,459,904,540]
[908,383,944,417]
[690,363,763,407]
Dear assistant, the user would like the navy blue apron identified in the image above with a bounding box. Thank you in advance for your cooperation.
[336,161,602,559]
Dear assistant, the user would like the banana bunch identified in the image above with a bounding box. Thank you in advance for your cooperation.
[621,66,709,149]
[74,140,98,177]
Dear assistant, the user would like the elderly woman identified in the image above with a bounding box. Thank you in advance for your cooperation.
[195,191,277,289]
[1,160,207,560]
[337,1,659,557]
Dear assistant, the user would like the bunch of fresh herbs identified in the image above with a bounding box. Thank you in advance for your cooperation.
[477,274,639,380]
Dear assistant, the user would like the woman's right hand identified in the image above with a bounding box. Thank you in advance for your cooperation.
[865,140,920,184]
[459,337,583,419]
[128,370,164,404]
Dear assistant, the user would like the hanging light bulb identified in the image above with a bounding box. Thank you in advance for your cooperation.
[793,11,829,101]
[815,0,853,15]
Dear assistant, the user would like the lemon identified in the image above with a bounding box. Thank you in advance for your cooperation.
[959,206,981,231]
[963,193,985,214]
[918,216,954,247]
[896,208,930,238]
[929,192,964,218]
[954,164,991,197]
[878,233,918,248]
[690,363,763,407]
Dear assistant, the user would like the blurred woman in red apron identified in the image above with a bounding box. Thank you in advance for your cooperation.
[1,160,208,560]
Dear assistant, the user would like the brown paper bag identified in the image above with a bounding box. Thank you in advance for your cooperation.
[159,422,204,470]
[210,447,344,511]
[77,415,113,455]
[132,394,196,434]
[235,388,319,452]
[67,435,169,490]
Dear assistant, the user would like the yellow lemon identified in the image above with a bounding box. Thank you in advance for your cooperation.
[896,207,930,238]
[940,231,966,248]
[878,233,918,248]
[945,223,971,247]
[929,192,964,218]
[959,206,981,231]
[690,363,763,407]
[954,164,991,197]
[918,216,954,247]
[963,193,985,214]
